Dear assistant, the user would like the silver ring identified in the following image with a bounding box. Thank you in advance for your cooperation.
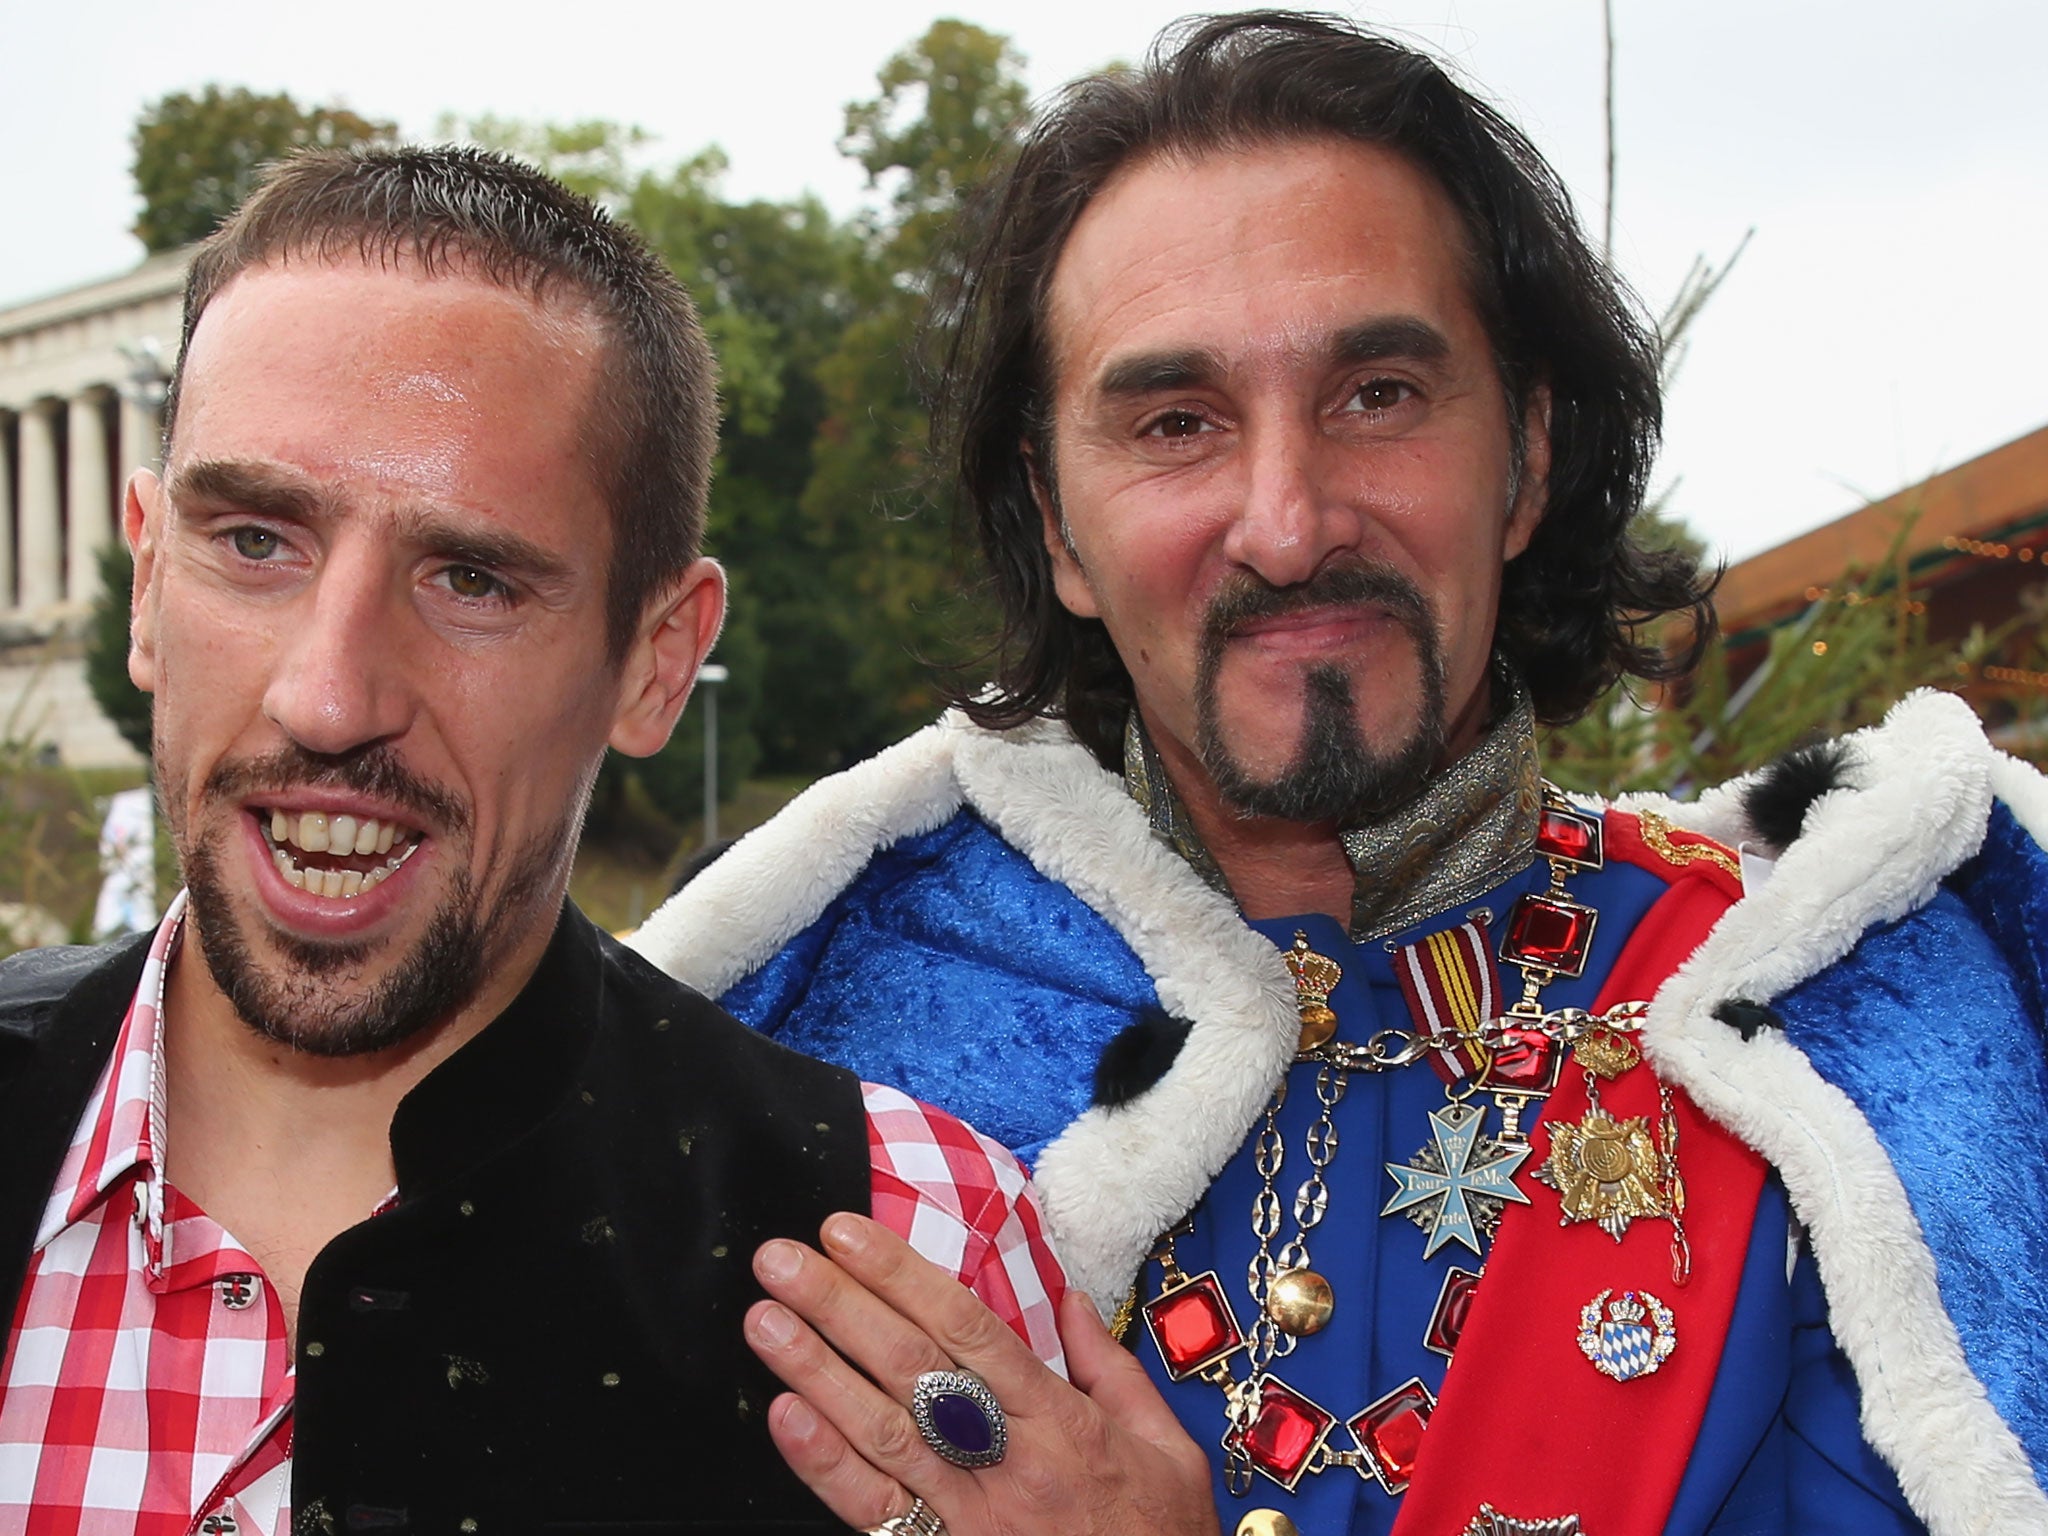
[910,1368,1008,1469]
[869,1494,946,1535]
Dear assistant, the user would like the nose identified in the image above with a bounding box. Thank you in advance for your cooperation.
[1221,416,1363,589]
[261,549,417,756]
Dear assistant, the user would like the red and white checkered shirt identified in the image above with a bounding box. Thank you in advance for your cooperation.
[0,898,1067,1536]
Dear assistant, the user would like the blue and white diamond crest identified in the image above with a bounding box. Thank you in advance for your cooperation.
[1576,1287,1677,1382]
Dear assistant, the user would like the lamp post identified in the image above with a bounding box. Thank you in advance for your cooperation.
[698,663,729,846]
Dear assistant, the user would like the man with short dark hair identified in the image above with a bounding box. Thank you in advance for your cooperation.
[636,14,2045,1535]
[0,146,1065,1534]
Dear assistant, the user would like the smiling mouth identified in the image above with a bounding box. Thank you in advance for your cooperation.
[259,808,423,899]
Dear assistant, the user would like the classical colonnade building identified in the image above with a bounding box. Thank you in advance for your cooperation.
[0,250,190,767]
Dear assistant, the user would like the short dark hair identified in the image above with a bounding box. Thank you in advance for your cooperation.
[164,144,717,663]
[933,10,1714,765]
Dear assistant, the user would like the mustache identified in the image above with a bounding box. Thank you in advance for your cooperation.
[201,743,470,836]
[1202,559,1433,640]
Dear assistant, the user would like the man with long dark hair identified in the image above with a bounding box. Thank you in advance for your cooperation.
[638,14,2043,1535]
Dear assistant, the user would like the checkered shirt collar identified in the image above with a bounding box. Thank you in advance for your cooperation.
[31,893,188,1266]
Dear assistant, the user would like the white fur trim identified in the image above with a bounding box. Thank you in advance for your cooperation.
[629,713,1298,1312]
[949,722,1299,1312]
[1638,690,2047,1534]
[628,722,965,998]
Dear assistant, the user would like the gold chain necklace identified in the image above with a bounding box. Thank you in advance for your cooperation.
[1141,787,1692,1499]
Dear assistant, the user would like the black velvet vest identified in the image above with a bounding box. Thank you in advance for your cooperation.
[0,907,868,1533]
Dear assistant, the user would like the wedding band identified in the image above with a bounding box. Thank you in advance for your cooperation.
[869,1494,946,1535]
[910,1368,1009,1469]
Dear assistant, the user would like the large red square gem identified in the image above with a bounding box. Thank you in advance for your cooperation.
[1535,806,1603,868]
[1349,1378,1435,1493]
[1142,1272,1243,1380]
[1500,893,1596,977]
[1242,1375,1336,1489]
[1423,1266,1482,1358]
[1482,1025,1563,1094]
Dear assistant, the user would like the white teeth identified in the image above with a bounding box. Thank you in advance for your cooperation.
[376,822,395,854]
[272,808,289,843]
[353,820,379,856]
[340,870,364,897]
[298,812,330,852]
[331,815,358,854]
[286,865,306,890]
[320,868,345,899]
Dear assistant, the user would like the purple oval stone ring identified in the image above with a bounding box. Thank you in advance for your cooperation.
[910,1368,1009,1469]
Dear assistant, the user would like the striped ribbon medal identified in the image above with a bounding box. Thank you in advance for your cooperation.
[1382,919,1546,1265]
[1394,921,1503,1089]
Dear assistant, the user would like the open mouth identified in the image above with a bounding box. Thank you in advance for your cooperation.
[259,808,423,899]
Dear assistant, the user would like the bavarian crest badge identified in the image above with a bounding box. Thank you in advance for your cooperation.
[1577,1288,1676,1381]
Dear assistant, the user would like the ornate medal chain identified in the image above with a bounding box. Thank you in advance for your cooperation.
[1142,786,1697,1500]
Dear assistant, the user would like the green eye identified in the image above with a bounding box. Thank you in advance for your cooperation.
[231,527,279,560]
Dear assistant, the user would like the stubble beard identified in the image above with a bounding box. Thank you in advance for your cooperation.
[168,742,578,1059]
[1194,561,1449,825]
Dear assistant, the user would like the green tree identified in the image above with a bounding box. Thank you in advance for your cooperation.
[86,541,152,759]
[795,21,1033,762]
[131,86,395,252]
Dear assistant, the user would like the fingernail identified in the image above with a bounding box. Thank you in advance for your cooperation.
[754,1302,797,1346]
[779,1395,818,1436]
[821,1213,867,1253]
[756,1240,801,1283]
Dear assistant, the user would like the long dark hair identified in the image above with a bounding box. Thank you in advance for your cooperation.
[932,10,1714,766]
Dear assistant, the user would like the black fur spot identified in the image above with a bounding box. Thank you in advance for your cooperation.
[1093,1008,1193,1107]
[1742,739,1856,852]
[1713,999,1785,1041]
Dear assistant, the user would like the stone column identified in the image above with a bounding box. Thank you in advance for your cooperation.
[0,413,15,611]
[119,390,161,481]
[16,399,62,613]
[67,391,113,606]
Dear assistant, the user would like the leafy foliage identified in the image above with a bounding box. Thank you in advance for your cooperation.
[86,541,152,759]
[1542,522,2014,798]
[132,86,395,252]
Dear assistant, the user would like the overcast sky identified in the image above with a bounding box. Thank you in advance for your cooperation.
[5,0,2042,563]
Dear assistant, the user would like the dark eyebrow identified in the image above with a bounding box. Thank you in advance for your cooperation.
[1329,317,1453,368]
[166,459,328,521]
[395,511,577,590]
[169,458,577,590]
[1096,347,1227,399]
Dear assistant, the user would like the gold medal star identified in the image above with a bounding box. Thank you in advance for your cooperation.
[1538,1110,1668,1240]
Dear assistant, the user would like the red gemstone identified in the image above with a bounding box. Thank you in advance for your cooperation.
[1349,1378,1435,1492]
[1535,806,1603,868]
[1141,1272,1243,1379]
[1500,893,1597,977]
[1423,1266,1482,1357]
[1242,1375,1336,1488]
[1483,1025,1563,1093]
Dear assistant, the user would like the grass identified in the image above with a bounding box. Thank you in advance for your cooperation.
[572,775,812,935]
[0,764,159,952]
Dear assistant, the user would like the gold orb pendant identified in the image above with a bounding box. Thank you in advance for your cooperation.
[1265,1267,1336,1336]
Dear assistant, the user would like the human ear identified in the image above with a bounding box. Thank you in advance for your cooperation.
[1503,384,1552,562]
[1027,439,1101,620]
[609,557,727,758]
[124,471,163,695]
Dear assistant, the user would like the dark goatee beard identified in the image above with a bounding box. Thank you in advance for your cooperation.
[1194,561,1448,824]
[171,741,567,1059]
